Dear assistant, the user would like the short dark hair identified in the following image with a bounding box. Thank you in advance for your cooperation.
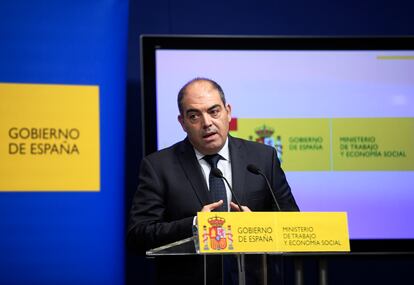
[177,77,226,114]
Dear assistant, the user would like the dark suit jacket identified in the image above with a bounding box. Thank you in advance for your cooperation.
[127,136,299,284]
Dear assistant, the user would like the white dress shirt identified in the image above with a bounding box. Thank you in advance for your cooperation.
[194,138,233,211]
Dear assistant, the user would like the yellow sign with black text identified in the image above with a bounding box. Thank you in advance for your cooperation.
[0,83,100,191]
[197,212,350,253]
[229,117,414,171]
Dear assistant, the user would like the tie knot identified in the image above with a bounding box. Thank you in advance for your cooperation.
[203,154,222,168]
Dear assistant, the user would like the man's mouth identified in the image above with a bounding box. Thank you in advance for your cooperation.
[203,132,216,139]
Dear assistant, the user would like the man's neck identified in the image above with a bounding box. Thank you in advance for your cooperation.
[193,137,229,160]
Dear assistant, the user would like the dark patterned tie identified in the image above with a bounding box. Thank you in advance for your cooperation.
[203,154,228,212]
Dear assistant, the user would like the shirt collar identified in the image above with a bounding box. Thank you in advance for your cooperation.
[194,137,230,162]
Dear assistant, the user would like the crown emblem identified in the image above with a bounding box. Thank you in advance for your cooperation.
[255,125,274,138]
[208,216,225,227]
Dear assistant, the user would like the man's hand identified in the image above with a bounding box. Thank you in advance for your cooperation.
[201,200,224,212]
[201,200,251,212]
[230,202,251,212]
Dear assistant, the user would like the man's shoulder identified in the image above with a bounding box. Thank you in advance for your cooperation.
[143,139,186,162]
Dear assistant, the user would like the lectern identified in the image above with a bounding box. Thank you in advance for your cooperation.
[146,236,260,285]
[147,212,350,285]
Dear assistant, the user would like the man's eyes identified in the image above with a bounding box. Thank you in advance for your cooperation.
[187,108,221,121]
[188,113,200,120]
[209,108,220,117]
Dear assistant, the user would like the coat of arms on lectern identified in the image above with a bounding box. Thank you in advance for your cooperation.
[202,216,234,251]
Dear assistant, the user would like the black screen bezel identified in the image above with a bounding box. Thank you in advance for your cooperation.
[140,35,414,253]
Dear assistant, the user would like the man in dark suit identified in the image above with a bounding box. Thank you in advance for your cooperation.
[128,78,299,284]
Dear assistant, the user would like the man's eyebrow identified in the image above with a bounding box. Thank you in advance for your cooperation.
[207,104,221,111]
[185,104,221,115]
[185,108,200,115]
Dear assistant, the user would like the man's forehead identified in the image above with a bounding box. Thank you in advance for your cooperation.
[183,85,221,103]
[186,80,215,93]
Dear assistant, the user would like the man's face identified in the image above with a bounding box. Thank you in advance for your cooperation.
[178,81,232,155]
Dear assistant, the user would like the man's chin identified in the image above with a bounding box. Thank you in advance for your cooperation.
[200,142,224,155]
[189,136,225,154]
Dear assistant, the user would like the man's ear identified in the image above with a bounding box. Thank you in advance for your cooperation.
[226,104,232,123]
[178,114,187,132]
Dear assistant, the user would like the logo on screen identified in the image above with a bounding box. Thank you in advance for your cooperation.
[254,125,283,162]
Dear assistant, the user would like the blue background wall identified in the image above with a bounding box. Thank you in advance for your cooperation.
[125,0,414,284]
[0,1,128,284]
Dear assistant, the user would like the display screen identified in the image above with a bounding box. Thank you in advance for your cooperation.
[141,36,414,251]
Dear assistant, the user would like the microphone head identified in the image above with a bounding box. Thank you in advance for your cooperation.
[211,168,224,178]
[247,164,261,175]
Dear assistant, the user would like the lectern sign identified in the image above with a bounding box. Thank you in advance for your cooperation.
[197,212,350,253]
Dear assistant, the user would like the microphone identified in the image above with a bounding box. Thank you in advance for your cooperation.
[246,164,281,211]
[211,168,244,212]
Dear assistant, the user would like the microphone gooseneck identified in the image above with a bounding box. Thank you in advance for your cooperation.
[246,164,281,211]
[211,168,244,212]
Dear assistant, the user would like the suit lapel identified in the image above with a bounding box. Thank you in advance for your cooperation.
[176,138,212,207]
[228,136,247,205]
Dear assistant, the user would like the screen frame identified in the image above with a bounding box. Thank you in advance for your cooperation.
[140,35,414,253]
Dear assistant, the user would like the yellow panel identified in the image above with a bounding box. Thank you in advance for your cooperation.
[197,212,350,253]
[0,83,100,191]
[230,118,331,171]
[332,118,414,170]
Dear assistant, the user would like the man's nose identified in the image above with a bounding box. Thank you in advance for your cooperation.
[201,113,212,127]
